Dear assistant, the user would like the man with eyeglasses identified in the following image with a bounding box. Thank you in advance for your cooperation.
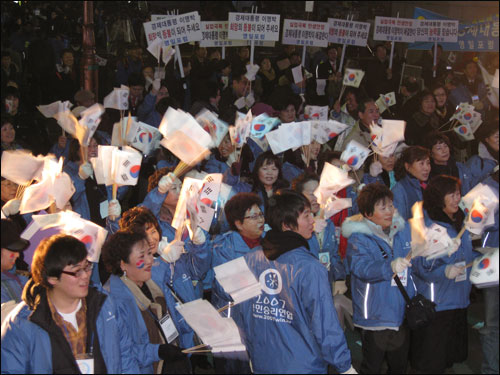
[1,234,138,374]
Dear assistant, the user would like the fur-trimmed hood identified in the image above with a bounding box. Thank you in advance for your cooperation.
[342,211,406,246]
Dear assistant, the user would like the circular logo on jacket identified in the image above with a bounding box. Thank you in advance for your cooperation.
[259,269,282,295]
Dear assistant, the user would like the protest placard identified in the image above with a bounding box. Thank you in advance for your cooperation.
[374,16,417,43]
[282,19,329,47]
[228,12,280,42]
[143,11,202,47]
[415,19,459,43]
[328,18,370,46]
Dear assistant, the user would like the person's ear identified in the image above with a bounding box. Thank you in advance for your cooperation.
[235,220,244,232]
[47,276,59,287]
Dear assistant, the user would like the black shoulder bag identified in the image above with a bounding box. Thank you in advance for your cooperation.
[375,240,436,330]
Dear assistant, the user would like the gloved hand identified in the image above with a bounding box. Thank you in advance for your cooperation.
[445,264,465,279]
[448,238,461,257]
[333,280,348,296]
[231,161,242,176]
[108,199,121,219]
[369,161,383,177]
[158,237,169,253]
[192,227,206,245]
[78,162,93,180]
[356,183,366,193]
[391,257,411,274]
[341,365,358,374]
[2,198,21,216]
[313,217,327,233]
[158,343,185,362]
[160,240,184,263]
[152,78,162,92]
[158,172,176,194]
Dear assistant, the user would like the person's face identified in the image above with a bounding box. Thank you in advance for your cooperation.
[1,248,20,272]
[465,62,478,80]
[378,154,395,171]
[210,50,221,61]
[405,158,431,182]
[283,207,314,240]
[129,85,144,99]
[88,138,98,158]
[183,62,191,75]
[239,47,249,60]
[484,130,499,153]
[345,92,358,113]
[162,177,182,207]
[235,204,265,240]
[62,52,74,67]
[376,46,387,61]
[196,47,207,59]
[1,123,15,144]
[121,240,153,286]
[143,67,154,80]
[279,104,296,123]
[366,197,395,230]
[218,134,234,158]
[1,56,11,70]
[258,160,279,188]
[5,95,19,114]
[129,48,142,61]
[233,76,249,97]
[144,223,160,255]
[358,102,380,127]
[1,179,18,202]
[443,188,461,218]
[309,141,321,161]
[290,55,301,66]
[433,87,447,108]
[421,95,436,115]
[301,180,320,214]
[156,86,169,103]
[328,48,337,62]
[431,141,450,165]
[260,58,271,71]
[222,66,231,76]
[48,258,92,300]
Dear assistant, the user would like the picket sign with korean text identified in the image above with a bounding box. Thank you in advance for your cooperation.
[143,11,202,47]
[374,16,417,43]
[282,19,329,47]
[328,18,370,46]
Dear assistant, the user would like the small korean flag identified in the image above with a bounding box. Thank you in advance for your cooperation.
[343,69,365,88]
[340,140,370,170]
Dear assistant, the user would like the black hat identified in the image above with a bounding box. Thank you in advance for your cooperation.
[1,219,30,252]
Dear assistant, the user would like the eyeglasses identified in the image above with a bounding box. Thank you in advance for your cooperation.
[61,262,93,278]
[244,212,265,221]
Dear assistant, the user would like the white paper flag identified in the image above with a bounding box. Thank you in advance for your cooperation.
[311,120,348,144]
[314,162,355,205]
[291,65,303,84]
[343,69,365,88]
[340,140,370,170]
[454,123,475,141]
[111,146,142,186]
[304,105,329,121]
[103,87,129,110]
[195,109,229,148]
[1,150,46,185]
[245,64,260,81]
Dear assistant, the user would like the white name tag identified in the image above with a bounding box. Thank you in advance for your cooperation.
[454,261,467,282]
[76,356,94,374]
[159,314,179,344]
[391,268,408,287]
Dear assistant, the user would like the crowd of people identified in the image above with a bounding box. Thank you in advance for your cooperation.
[1,2,499,374]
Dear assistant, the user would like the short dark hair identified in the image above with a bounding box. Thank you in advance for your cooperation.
[317,150,342,175]
[394,146,430,181]
[357,97,375,115]
[357,183,394,217]
[119,206,162,238]
[101,230,147,276]
[423,175,461,212]
[425,131,452,152]
[251,151,285,190]
[292,173,319,194]
[128,72,146,87]
[156,96,179,116]
[266,189,311,232]
[224,193,262,232]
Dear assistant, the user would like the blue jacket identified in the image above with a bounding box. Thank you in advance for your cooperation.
[457,156,496,195]
[282,161,303,183]
[104,274,194,373]
[411,212,477,312]
[210,231,262,311]
[137,93,162,127]
[1,269,28,304]
[362,170,397,189]
[308,220,346,282]
[481,175,499,247]
[203,155,230,175]
[342,213,415,329]
[392,175,423,220]
[1,288,138,374]
[234,247,352,374]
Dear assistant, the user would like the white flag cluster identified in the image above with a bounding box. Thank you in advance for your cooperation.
[460,183,499,236]
[451,102,482,141]
[91,145,142,186]
[375,92,396,114]
[104,86,129,110]
[314,162,355,205]
[265,121,311,154]
[195,109,229,148]
[310,120,349,145]
[369,120,406,157]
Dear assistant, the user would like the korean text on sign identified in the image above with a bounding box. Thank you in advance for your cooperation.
[282,19,329,47]
[228,12,281,41]
[328,18,371,46]
[373,16,417,43]
[415,19,459,43]
[143,11,202,47]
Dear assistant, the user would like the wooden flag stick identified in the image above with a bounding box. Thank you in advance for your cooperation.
[456,225,467,239]
[125,111,132,143]
[352,170,361,185]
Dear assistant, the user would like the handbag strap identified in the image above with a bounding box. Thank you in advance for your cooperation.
[374,240,412,304]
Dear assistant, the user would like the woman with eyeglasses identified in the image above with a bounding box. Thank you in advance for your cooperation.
[101,231,190,374]
[1,234,138,373]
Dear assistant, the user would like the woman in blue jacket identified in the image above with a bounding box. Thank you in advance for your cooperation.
[392,146,431,220]
[1,234,138,374]
[411,175,478,374]
[101,231,189,374]
[342,183,414,374]
[426,131,496,195]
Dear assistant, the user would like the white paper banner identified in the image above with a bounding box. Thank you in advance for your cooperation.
[328,18,370,46]
[228,12,280,42]
[282,19,329,47]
